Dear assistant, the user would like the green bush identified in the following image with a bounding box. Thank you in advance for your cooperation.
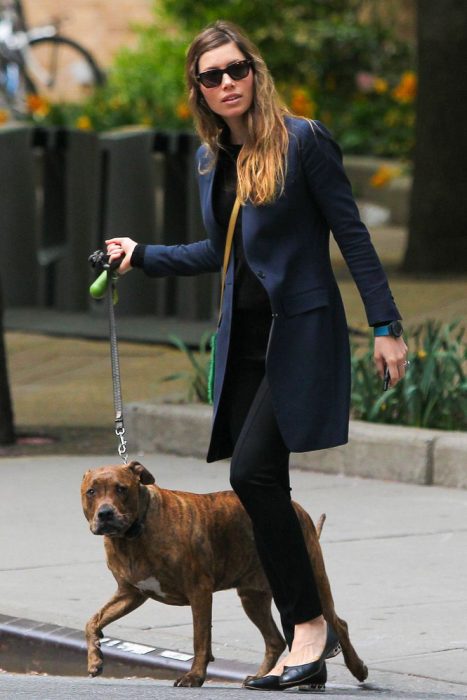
[26,1,416,158]
[351,319,466,431]
[166,319,467,432]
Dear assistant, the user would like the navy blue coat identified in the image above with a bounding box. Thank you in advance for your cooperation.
[140,117,402,461]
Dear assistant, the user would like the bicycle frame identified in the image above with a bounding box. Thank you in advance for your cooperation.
[1,0,103,109]
[0,3,25,95]
[1,3,65,98]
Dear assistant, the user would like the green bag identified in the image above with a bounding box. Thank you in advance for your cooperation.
[207,331,217,405]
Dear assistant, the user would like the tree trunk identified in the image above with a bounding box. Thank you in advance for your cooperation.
[0,279,15,445]
[403,0,467,273]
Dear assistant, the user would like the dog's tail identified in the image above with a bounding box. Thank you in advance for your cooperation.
[315,513,326,539]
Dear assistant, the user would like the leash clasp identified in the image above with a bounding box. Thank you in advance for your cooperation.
[115,423,128,464]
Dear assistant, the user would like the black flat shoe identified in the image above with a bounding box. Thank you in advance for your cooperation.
[298,661,327,693]
[243,674,283,691]
[279,623,339,688]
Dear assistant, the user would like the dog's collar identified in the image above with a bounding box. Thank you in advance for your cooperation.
[124,490,150,539]
[124,518,145,539]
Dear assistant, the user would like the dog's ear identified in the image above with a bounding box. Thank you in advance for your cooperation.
[126,460,155,485]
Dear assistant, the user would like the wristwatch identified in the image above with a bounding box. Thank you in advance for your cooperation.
[374,321,404,337]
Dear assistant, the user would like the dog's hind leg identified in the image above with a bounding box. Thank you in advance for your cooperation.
[312,551,368,681]
[237,587,287,680]
[85,585,146,677]
[298,510,368,682]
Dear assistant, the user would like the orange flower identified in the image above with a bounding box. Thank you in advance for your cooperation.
[392,71,417,103]
[370,165,400,188]
[290,88,316,118]
[176,101,191,121]
[0,108,9,124]
[26,94,50,116]
[76,115,92,130]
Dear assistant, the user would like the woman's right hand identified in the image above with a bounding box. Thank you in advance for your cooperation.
[105,237,138,275]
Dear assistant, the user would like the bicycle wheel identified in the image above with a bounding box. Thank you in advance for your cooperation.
[24,34,104,103]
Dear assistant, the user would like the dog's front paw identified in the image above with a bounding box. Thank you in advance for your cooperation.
[88,651,104,678]
[174,672,205,687]
[88,665,103,678]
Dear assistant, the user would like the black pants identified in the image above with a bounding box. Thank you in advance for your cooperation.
[224,310,322,650]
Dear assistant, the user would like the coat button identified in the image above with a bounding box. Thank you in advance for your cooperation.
[257,270,265,279]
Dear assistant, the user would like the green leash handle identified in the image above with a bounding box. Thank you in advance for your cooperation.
[89,270,110,299]
[88,250,123,302]
[89,270,120,304]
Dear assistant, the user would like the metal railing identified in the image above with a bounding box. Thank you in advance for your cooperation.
[0,123,218,321]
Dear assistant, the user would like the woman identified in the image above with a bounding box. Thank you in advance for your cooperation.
[106,20,408,691]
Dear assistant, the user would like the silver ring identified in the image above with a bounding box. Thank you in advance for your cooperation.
[398,360,410,367]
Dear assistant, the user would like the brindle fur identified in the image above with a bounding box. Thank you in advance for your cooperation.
[81,461,368,687]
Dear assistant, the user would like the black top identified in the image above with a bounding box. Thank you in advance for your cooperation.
[212,144,271,312]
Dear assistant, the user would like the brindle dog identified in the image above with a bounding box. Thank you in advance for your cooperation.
[81,460,368,687]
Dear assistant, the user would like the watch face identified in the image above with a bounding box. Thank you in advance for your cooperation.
[391,321,403,337]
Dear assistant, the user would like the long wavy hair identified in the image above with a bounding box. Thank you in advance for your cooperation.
[186,21,290,206]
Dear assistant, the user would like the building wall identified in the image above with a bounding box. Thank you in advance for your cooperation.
[22,0,154,69]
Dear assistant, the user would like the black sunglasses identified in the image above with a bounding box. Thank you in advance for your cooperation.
[197,59,253,89]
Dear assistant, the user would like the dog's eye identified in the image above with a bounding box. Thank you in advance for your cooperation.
[86,488,95,497]
[115,485,127,495]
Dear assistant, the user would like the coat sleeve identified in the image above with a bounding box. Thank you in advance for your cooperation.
[299,119,402,326]
[138,238,221,277]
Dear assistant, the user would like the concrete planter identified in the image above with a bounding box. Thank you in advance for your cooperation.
[344,155,411,226]
[126,402,466,489]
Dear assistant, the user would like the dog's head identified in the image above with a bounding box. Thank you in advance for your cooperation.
[81,461,155,537]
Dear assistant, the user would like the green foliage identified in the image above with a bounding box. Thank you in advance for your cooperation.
[351,319,467,431]
[166,320,467,434]
[26,0,416,158]
[157,0,417,157]
[97,23,189,130]
[161,332,212,403]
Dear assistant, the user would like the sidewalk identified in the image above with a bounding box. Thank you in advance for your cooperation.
[0,452,466,697]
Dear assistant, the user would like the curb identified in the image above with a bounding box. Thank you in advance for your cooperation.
[126,402,467,489]
[0,613,254,681]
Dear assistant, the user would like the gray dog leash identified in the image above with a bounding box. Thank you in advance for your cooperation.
[107,274,129,464]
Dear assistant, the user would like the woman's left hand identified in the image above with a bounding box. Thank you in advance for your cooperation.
[374,335,409,388]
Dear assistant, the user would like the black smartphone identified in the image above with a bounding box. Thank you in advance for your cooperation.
[383,366,390,391]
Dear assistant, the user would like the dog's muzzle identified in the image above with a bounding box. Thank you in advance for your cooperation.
[92,504,126,535]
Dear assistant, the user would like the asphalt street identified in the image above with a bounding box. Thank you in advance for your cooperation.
[0,672,464,699]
